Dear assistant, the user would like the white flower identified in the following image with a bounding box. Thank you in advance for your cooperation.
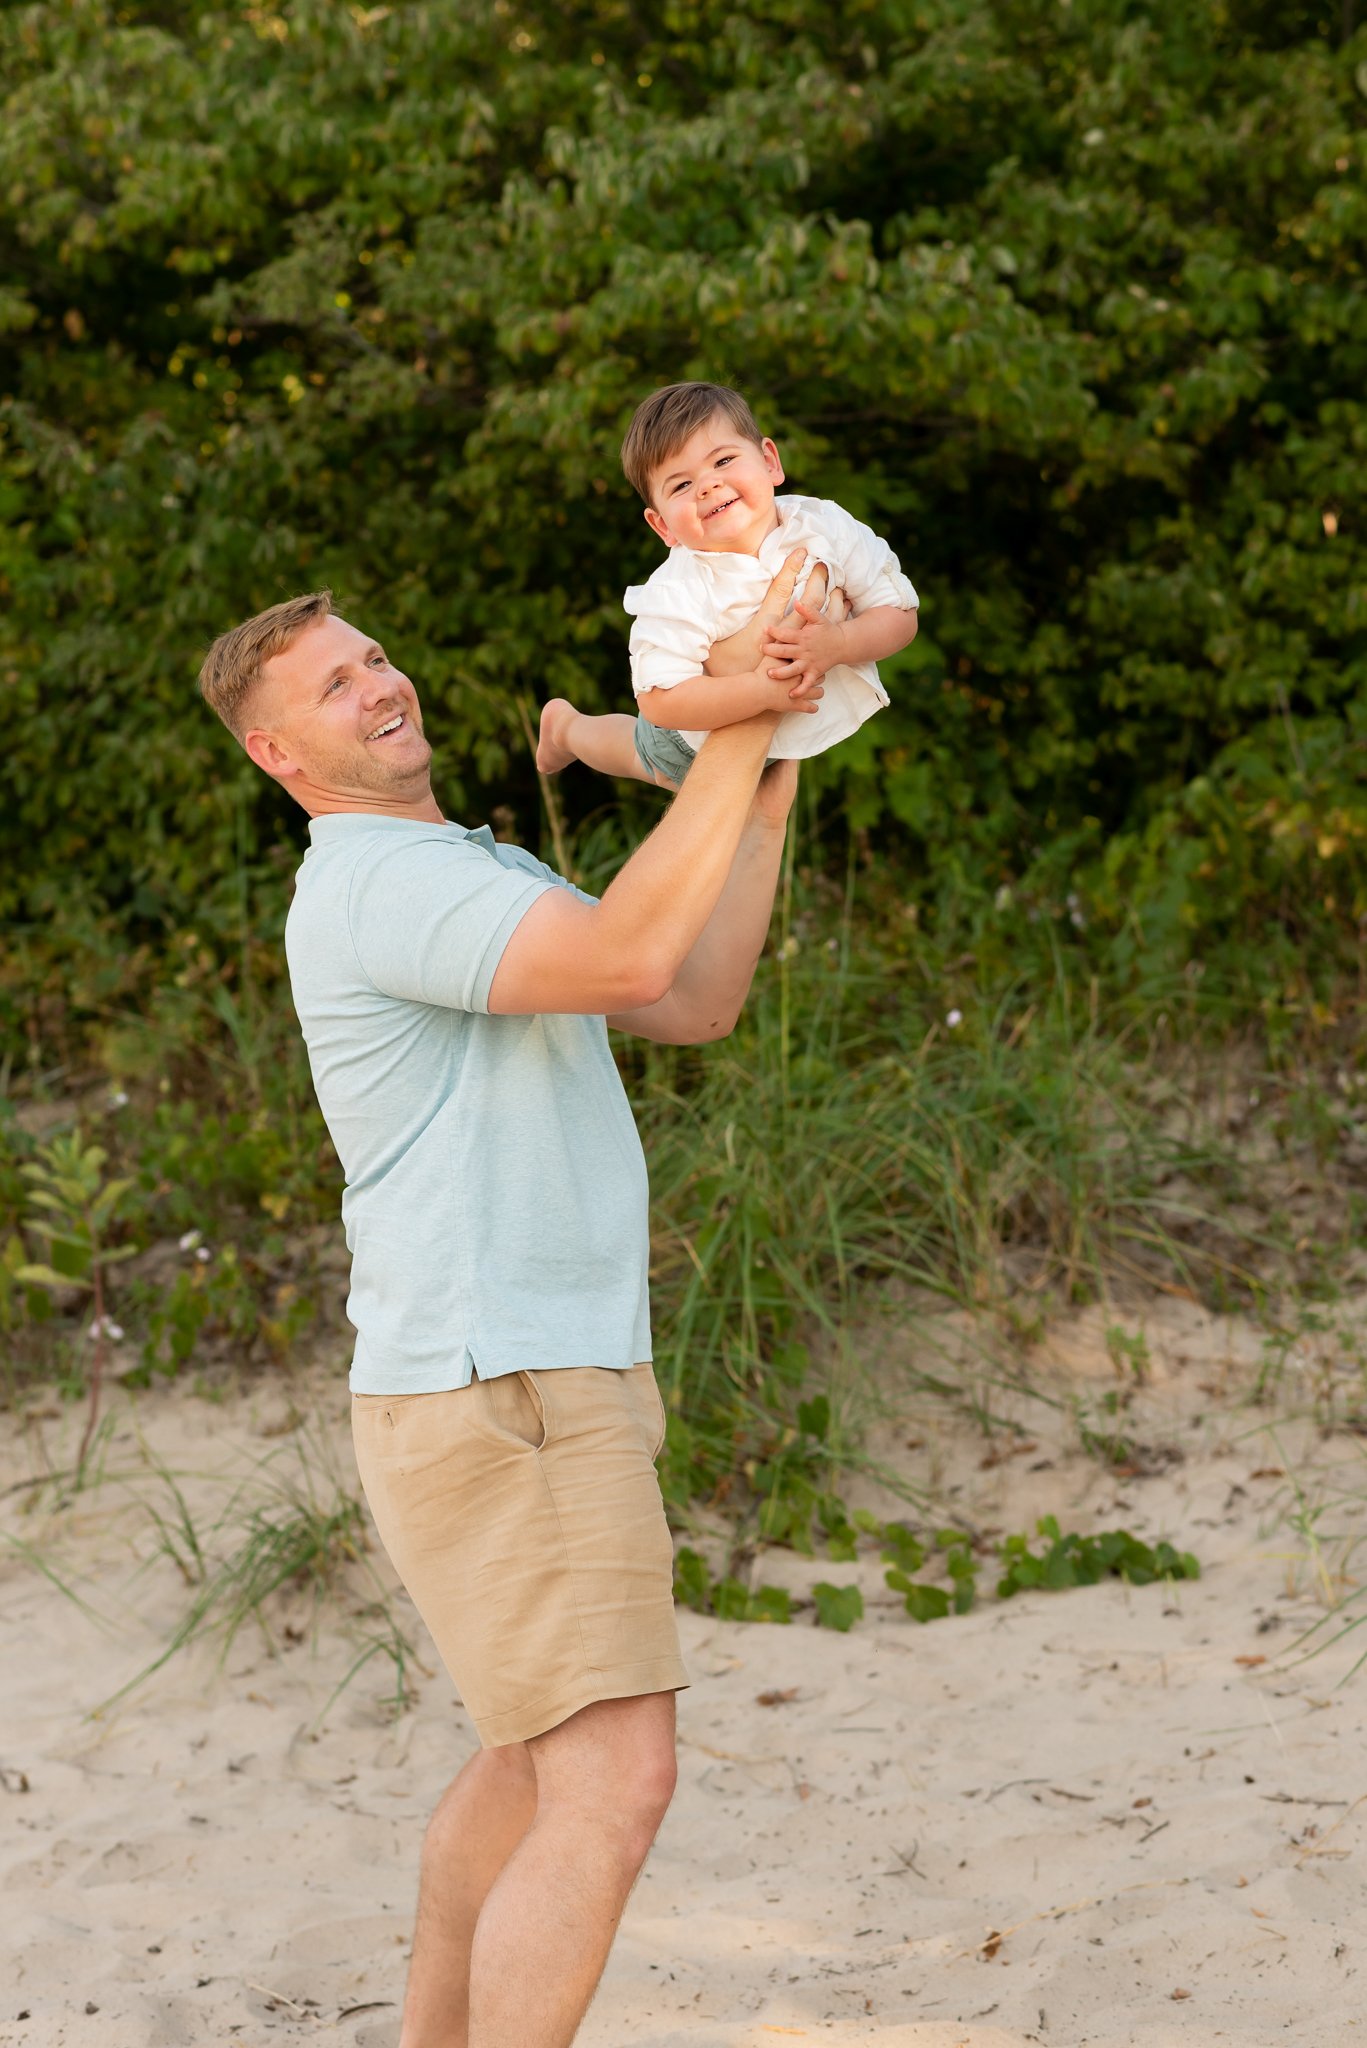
[195,1246,212,1263]
[88,1316,125,1342]
[178,1229,202,1252]
[994,884,1012,911]
[108,1089,130,1109]
[946,1009,963,1029]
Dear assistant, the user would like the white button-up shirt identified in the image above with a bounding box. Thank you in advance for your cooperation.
[623,494,918,761]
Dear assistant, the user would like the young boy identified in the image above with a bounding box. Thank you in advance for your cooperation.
[537,381,919,788]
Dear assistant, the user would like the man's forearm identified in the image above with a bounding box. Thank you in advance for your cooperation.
[594,714,778,997]
[659,808,789,1039]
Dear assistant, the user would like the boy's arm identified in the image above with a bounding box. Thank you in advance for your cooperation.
[636,665,822,731]
[765,600,917,692]
[634,547,823,733]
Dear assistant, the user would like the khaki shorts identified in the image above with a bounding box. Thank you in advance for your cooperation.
[351,1362,688,1747]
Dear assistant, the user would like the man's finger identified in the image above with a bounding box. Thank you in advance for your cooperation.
[755,547,809,624]
[802,562,829,610]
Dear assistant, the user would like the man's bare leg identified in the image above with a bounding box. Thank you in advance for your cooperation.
[399,1742,537,2047]
[466,1692,677,2048]
[537,701,657,784]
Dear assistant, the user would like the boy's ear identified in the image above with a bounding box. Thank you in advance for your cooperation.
[643,505,677,548]
[762,436,784,486]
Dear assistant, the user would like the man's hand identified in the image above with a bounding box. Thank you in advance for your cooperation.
[706,550,820,686]
[763,593,850,693]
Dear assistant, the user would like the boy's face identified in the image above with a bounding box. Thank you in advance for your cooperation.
[644,413,784,555]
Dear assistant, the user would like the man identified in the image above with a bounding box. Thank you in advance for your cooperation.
[197,554,816,2048]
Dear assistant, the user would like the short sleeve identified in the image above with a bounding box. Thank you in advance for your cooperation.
[346,835,556,1014]
[817,501,919,615]
[624,557,718,695]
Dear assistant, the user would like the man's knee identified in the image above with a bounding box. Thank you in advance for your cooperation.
[534,1692,678,1847]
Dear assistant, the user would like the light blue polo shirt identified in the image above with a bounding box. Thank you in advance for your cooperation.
[284,814,652,1395]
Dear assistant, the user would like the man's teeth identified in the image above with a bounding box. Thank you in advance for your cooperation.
[368,715,403,740]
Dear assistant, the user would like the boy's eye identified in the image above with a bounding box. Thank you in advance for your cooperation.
[671,479,689,495]
[716,454,734,468]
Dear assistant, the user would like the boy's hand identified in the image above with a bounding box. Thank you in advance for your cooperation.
[765,591,849,694]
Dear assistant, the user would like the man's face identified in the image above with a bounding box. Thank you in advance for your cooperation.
[245,614,433,808]
[644,414,784,555]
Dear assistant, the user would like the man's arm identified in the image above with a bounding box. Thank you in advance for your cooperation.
[488,709,782,1016]
[605,760,796,1043]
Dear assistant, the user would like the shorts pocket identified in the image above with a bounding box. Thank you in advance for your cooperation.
[481,1369,549,1452]
[633,1363,668,1461]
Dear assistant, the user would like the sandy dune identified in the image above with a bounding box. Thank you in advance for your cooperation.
[3,1301,1364,2047]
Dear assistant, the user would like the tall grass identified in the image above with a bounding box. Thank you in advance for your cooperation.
[632,878,1249,1508]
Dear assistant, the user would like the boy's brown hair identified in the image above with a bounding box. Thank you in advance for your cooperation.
[621,382,764,505]
[198,589,333,740]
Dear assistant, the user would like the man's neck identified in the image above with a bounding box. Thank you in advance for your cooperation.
[300,784,445,825]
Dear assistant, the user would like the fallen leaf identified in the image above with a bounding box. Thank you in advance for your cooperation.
[1249,1467,1284,1480]
[756,1688,799,1707]
[981,1930,1003,1961]
[1234,1655,1267,1668]
[1171,1988,1191,2001]
[1133,1796,1152,1809]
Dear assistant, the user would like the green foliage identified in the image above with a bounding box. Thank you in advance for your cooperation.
[811,1582,864,1632]
[875,1518,979,1621]
[2,0,1366,1065]
[672,1545,793,1626]
[16,1129,141,1466]
[16,1131,138,1296]
[996,1514,1201,1597]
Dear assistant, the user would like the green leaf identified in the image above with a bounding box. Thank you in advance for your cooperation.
[811,1582,863,1632]
[14,1263,92,1291]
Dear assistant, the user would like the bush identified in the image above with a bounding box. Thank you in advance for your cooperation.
[2,0,1365,1069]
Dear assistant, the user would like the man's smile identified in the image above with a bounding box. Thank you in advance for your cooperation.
[366,712,407,741]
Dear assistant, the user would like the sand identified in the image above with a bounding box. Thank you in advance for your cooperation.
[3,1296,1366,2048]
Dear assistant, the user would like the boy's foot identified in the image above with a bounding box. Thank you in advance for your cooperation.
[536,699,579,775]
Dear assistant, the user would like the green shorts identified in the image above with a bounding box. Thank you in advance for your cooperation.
[632,716,698,788]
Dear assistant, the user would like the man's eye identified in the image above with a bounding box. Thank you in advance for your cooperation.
[369,652,386,667]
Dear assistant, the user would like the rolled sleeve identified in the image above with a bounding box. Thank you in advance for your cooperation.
[823,503,919,615]
[625,560,718,697]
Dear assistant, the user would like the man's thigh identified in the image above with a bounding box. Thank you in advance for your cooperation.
[352,1363,687,1749]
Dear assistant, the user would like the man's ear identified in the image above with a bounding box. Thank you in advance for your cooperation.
[243,727,299,783]
[643,505,677,548]
[762,437,785,487]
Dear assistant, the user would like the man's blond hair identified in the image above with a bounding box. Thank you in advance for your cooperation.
[198,590,334,740]
[621,382,764,505]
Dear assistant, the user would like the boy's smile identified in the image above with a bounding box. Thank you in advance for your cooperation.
[644,413,784,557]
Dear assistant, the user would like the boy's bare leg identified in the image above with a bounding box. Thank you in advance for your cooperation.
[399,1742,537,2048]
[537,700,656,784]
[466,1692,677,2048]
